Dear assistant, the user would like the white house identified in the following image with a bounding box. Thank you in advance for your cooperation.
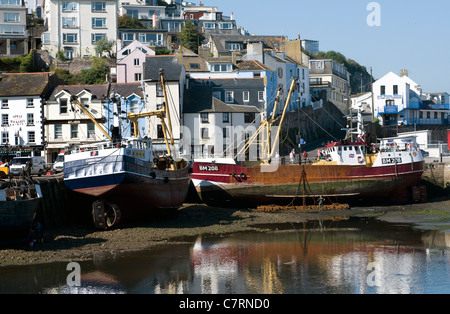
[142,55,185,153]
[373,70,450,126]
[42,0,118,59]
[0,72,60,159]
[44,84,109,162]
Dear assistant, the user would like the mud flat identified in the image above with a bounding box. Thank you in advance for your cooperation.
[0,197,450,267]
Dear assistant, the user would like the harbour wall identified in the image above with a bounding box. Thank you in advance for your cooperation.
[421,163,450,195]
[34,176,94,229]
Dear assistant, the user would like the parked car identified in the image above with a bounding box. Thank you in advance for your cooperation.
[9,156,46,176]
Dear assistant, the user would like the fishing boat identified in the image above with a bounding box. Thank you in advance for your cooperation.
[0,178,43,243]
[191,77,425,208]
[63,70,191,228]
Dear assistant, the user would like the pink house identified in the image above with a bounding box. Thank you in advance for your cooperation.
[116,40,155,83]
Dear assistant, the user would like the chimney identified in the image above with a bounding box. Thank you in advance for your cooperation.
[152,12,158,29]
[401,69,408,77]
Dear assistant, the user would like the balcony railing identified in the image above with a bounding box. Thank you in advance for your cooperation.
[0,24,27,36]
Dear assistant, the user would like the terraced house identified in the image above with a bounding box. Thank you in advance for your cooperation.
[0,72,60,160]
[42,0,117,59]
[0,0,28,56]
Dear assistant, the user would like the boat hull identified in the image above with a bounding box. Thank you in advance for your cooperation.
[0,197,42,242]
[191,161,425,207]
[64,154,191,216]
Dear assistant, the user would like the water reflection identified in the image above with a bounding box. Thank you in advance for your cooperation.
[0,219,449,294]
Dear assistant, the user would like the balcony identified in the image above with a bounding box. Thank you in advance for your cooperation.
[0,24,27,38]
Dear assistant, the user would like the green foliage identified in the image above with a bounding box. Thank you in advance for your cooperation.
[0,56,23,72]
[19,50,34,73]
[56,50,66,61]
[94,37,115,58]
[156,49,172,55]
[53,57,108,85]
[118,15,147,29]
[180,21,205,54]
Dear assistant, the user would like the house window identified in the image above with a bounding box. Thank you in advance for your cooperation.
[27,98,34,108]
[157,125,164,138]
[87,123,95,138]
[258,91,264,102]
[204,22,215,29]
[1,99,7,109]
[244,113,255,123]
[213,91,221,101]
[60,98,68,114]
[222,112,229,123]
[223,127,228,138]
[393,85,398,95]
[130,100,139,113]
[380,85,385,95]
[62,17,77,28]
[1,114,8,126]
[139,33,163,45]
[62,1,77,11]
[4,13,19,22]
[122,33,135,41]
[156,84,164,97]
[225,91,234,103]
[134,58,140,66]
[28,131,35,143]
[315,61,324,69]
[27,113,34,126]
[92,18,106,28]
[91,2,106,11]
[91,33,106,44]
[212,64,231,72]
[1,132,8,145]
[63,33,78,44]
[219,23,233,29]
[228,43,240,51]
[134,73,142,81]
[70,124,78,138]
[201,112,209,123]
[126,9,138,18]
[65,47,73,59]
[427,112,430,119]
[243,91,250,102]
[201,128,209,139]
[54,124,62,139]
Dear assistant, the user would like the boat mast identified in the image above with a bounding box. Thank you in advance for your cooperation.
[127,69,176,169]
[69,95,112,141]
[268,76,298,160]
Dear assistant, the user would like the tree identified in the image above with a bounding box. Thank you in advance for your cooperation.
[180,21,205,54]
[95,38,115,58]
[118,15,146,29]
[76,57,108,84]
[19,50,34,73]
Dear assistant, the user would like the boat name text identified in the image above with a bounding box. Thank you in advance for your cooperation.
[198,165,219,172]
[381,157,402,164]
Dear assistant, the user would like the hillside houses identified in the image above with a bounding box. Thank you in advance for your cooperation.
[4,0,448,166]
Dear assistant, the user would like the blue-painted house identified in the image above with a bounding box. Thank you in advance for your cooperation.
[105,83,146,138]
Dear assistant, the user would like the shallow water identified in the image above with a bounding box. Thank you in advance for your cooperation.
[0,218,449,294]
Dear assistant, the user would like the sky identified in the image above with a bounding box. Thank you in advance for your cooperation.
[200,0,450,93]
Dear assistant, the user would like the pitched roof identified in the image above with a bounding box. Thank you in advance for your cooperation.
[143,55,184,82]
[110,82,144,98]
[49,84,109,101]
[183,78,264,113]
[0,72,58,97]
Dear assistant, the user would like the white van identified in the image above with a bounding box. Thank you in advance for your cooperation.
[9,156,46,176]
[52,152,66,172]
